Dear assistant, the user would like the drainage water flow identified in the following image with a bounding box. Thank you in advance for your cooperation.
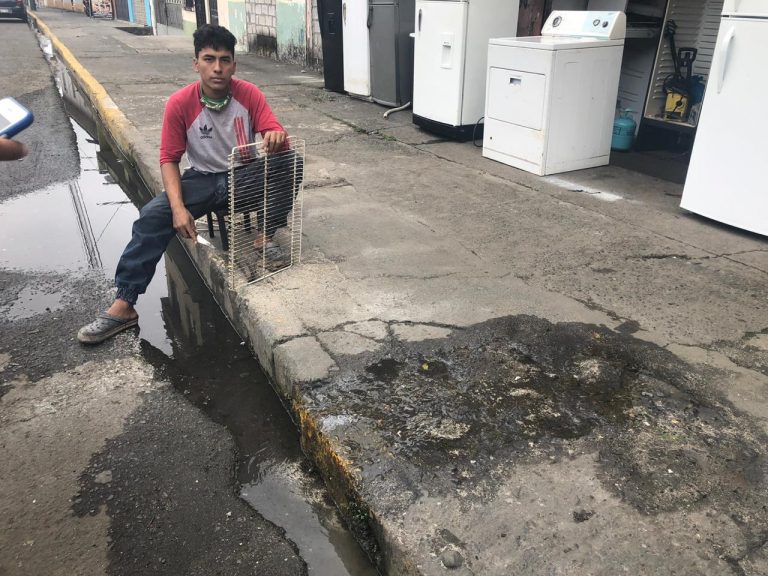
[19,36,377,576]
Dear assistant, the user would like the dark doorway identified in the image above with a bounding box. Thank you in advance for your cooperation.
[209,0,218,25]
[154,0,183,29]
[194,0,206,27]
[114,0,130,22]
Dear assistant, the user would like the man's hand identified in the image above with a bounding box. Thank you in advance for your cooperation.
[172,206,198,242]
[0,138,28,161]
[262,130,286,155]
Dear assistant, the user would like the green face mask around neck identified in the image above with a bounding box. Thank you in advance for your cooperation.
[199,83,231,111]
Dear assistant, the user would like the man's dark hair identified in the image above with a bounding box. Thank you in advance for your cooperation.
[193,24,237,57]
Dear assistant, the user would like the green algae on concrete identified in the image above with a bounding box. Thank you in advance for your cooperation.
[226,0,248,52]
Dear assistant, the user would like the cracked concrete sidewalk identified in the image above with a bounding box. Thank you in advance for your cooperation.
[27,9,768,575]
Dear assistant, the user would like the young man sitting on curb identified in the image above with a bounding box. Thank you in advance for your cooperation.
[78,24,287,344]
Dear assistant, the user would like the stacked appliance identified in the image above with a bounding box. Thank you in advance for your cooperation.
[369,0,415,106]
[342,0,372,98]
[412,0,519,141]
[680,0,768,236]
[482,10,627,175]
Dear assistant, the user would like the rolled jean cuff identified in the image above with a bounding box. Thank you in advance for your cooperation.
[115,287,139,306]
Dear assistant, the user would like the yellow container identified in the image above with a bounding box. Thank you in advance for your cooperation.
[664,91,689,121]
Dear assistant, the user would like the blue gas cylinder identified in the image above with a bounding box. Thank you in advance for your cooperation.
[611,109,636,151]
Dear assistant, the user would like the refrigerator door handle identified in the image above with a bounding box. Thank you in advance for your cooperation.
[418,8,422,32]
[342,1,346,26]
[367,5,372,28]
[718,27,736,94]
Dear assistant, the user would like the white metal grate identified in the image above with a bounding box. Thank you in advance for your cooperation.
[225,137,305,288]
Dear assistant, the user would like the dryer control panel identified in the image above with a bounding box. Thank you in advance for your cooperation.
[541,10,627,40]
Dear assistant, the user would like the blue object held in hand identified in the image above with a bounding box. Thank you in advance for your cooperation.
[0,97,34,138]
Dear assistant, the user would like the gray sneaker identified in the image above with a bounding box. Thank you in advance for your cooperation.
[77,313,139,344]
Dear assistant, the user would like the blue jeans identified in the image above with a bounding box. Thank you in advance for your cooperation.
[114,168,228,305]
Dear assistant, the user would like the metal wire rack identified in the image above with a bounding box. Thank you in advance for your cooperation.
[225,137,305,288]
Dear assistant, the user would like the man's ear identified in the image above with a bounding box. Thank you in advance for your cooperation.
[232,60,237,76]
[193,57,199,72]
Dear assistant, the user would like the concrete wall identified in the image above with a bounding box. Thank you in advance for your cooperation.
[243,0,321,65]
[276,0,305,61]
[309,0,320,65]
[182,6,196,33]
[42,0,85,13]
[229,0,249,52]
[132,0,147,23]
[246,0,277,55]
[140,0,323,64]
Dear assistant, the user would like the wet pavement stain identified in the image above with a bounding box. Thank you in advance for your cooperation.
[71,385,310,576]
[315,316,768,538]
[710,328,768,379]
[365,358,404,382]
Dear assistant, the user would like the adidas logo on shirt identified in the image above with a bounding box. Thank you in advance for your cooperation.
[199,124,213,139]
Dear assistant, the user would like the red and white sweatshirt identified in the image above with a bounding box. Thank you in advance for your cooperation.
[159,78,285,174]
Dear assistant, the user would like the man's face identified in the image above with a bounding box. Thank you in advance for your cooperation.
[194,46,236,98]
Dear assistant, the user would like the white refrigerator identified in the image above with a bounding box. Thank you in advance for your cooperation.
[342,0,371,98]
[412,0,518,141]
[680,0,768,236]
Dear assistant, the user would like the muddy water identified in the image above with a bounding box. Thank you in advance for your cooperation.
[12,40,378,576]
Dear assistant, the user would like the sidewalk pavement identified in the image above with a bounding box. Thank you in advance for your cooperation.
[28,9,768,575]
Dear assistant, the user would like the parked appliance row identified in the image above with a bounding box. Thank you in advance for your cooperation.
[320,0,415,107]
[317,0,767,237]
[323,0,520,120]
[322,2,625,176]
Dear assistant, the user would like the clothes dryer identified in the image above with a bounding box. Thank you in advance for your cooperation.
[482,11,626,175]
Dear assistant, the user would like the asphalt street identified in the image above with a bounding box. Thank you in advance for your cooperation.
[0,20,373,576]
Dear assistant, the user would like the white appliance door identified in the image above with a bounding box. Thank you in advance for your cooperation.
[413,0,467,126]
[681,18,768,236]
[486,67,546,130]
[723,0,768,17]
[342,0,371,97]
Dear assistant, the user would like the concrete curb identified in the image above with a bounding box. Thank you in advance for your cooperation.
[27,11,397,572]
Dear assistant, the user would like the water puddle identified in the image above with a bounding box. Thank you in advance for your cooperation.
[0,136,134,273]
[145,236,378,576]
[22,37,377,575]
[4,284,64,320]
[0,117,172,352]
[241,460,376,575]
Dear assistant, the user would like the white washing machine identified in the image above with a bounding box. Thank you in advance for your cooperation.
[482,11,626,176]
